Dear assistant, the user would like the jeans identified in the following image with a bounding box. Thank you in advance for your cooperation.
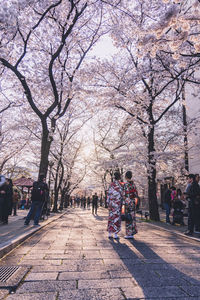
[164,203,171,223]
[25,201,43,225]
[12,202,17,215]
[92,203,97,214]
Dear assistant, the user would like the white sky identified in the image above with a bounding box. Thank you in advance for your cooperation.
[90,34,118,59]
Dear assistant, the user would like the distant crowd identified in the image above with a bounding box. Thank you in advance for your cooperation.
[66,193,101,215]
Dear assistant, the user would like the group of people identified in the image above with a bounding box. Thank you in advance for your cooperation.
[0,175,20,225]
[163,173,200,236]
[68,193,99,215]
[0,173,49,226]
[107,170,139,239]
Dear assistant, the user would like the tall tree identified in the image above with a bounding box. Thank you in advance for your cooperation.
[0,0,106,177]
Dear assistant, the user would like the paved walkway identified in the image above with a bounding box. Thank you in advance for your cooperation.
[0,207,200,299]
[0,209,65,259]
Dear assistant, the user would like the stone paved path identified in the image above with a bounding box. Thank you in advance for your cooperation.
[1,207,200,299]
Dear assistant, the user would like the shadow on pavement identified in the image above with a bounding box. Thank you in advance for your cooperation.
[109,230,200,299]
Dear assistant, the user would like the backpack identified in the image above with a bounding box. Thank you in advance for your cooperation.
[31,181,46,202]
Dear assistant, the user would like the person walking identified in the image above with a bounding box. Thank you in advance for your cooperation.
[92,193,98,215]
[184,174,200,236]
[163,186,172,224]
[87,196,91,209]
[12,189,20,216]
[107,172,123,239]
[123,171,138,239]
[24,174,49,226]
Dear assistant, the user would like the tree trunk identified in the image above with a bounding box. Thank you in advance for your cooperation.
[148,126,160,221]
[182,88,189,172]
[59,190,65,210]
[39,127,52,178]
[53,189,59,212]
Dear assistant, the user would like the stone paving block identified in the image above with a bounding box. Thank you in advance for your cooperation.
[43,250,65,254]
[104,263,129,272]
[82,246,101,250]
[103,258,141,265]
[182,276,200,285]
[81,253,101,259]
[58,270,110,280]
[58,288,124,300]
[15,281,76,294]
[179,286,200,297]
[23,254,46,259]
[109,270,133,279]
[123,285,188,298]
[6,292,57,300]
[25,272,58,281]
[78,278,137,289]
[156,268,200,279]
[100,250,121,259]
[141,258,165,264]
[45,253,81,260]
[77,264,108,272]
[31,264,78,272]
[19,259,62,266]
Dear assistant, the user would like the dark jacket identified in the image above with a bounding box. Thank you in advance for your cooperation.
[31,180,49,202]
[164,189,171,205]
[92,195,98,205]
[0,184,9,220]
[187,181,200,206]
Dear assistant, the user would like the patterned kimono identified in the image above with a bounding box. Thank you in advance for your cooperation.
[124,181,138,236]
[107,180,123,234]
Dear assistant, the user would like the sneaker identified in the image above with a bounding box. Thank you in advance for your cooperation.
[124,235,134,239]
[114,233,119,239]
[184,231,193,236]
[166,222,171,225]
[24,223,29,226]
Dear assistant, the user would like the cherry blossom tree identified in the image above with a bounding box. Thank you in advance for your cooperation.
[0,0,109,177]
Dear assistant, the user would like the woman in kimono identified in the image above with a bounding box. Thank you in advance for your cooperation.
[123,170,138,239]
[107,171,124,239]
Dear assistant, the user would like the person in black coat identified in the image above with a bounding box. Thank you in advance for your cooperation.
[0,178,9,224]
[24,174,49,226]
[92,193,98,215]
[184,174,200,236]
[6,178,13,216]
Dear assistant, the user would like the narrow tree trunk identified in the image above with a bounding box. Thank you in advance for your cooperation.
[59,190,65,210]
[53,189,59,212]
[182,88,189,172]
[39,128,51,177]
[148,126,160,221]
